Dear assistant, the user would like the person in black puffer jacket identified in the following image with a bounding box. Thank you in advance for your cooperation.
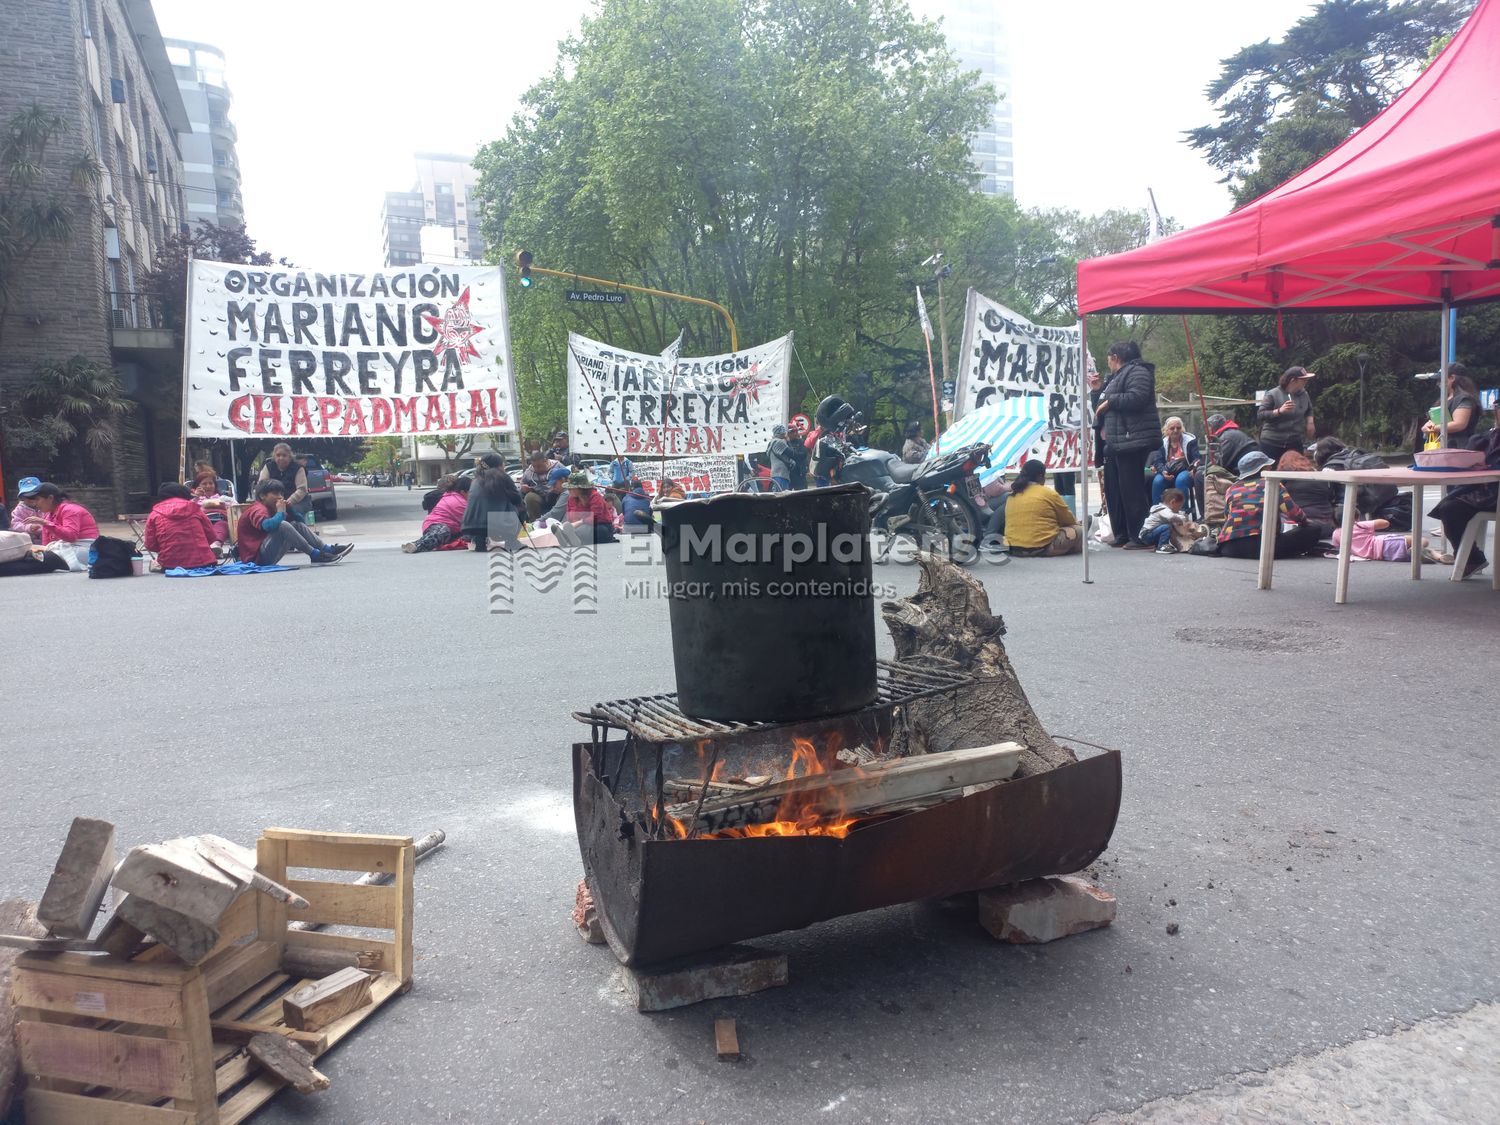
[1096,341,1159,547]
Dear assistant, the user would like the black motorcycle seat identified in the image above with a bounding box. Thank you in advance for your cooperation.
[886,459,921,483]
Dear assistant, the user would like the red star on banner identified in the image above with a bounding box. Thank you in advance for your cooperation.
[726,362,771,404]
[422,286,484,364]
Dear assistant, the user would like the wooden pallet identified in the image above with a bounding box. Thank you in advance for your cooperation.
[11,828,415,1124]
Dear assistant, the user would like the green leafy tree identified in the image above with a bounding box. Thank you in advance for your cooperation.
[1186,0,1472,200]
[0,103,101,348]
[1182,0,1488,449]
[355,436,404,475]
[476,0,992,433]
[144,221,275,334]
[5,356,131,484]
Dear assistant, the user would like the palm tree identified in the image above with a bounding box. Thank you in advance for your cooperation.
[18,356,131,481]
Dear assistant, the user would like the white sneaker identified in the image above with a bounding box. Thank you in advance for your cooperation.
[1155,543,1179,554]
[401,541,417,553]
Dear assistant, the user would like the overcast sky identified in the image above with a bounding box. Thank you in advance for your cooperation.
[152,0,1319,267]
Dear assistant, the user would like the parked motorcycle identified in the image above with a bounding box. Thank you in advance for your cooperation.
[841,439,993,561]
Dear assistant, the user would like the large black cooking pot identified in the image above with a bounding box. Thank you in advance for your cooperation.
[657,485,877,721]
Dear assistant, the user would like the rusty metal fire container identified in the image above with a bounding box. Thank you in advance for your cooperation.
[573,663,1123,968]
[658,484,877,722]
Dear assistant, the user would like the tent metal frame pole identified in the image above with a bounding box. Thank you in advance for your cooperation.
[1078,318,1092,585]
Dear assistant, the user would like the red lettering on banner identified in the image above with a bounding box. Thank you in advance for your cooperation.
[340,399,368,435]
[253,395,283,435]
[318,398,341,435]
[488,388,503,425]
[392,398,417,432]
[289,397,314,434]
[468,390,491,429]
[624,429,643,453]
[422,395,446,431]
[229,395,252,433]
[370,399,392,433]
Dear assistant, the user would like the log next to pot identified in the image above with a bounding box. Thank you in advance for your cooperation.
[658,484,878,723]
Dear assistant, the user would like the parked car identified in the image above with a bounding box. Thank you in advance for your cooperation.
[295,453,337,520]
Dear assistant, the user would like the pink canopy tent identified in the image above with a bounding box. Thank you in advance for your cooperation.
[1078,0,1500,316]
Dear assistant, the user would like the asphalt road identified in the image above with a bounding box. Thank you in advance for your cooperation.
[1,521,1496,1123]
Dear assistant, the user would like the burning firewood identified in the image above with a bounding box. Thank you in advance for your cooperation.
[664,743,1023,837]
[881,555,1077,778]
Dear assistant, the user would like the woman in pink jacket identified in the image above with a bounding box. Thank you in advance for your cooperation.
[402,477,471,553]
[21,484,99,558]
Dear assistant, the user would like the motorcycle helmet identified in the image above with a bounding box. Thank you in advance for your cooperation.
[815,395,849,428]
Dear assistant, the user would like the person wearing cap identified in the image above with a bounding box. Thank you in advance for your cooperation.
[9,477,45,543]
[1216,451,1321,559]
[548,431,571,465]
[554,469,616,547]
[1205,413,1256,473]
[19,483,100,561]
[1257,367,1317,463]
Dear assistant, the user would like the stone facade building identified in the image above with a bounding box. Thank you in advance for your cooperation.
[0,0,189,512]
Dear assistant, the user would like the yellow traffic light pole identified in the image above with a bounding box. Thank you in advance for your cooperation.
[515,252,738,351]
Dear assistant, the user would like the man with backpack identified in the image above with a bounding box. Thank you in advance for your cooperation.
[1311,437,1412,530]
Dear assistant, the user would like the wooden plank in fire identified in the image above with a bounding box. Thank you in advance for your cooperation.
[664,743,1024,836]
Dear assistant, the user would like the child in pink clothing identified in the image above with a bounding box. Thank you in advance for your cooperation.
[1331,518,1428,561]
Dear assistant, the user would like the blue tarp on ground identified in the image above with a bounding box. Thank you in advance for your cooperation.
[163,562,297,577]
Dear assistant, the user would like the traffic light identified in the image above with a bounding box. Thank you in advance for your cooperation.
[515,249,533,288]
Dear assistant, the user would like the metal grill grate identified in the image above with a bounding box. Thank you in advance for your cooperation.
[575,658,974,744]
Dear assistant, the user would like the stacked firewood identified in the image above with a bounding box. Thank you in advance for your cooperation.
[0,817,308,963]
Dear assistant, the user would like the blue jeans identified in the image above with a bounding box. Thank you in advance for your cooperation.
[771,475,790,491]
[1152,470,1194,505]
[1143,523,1174,549]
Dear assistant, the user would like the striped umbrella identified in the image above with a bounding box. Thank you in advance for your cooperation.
[929,399,1050,484]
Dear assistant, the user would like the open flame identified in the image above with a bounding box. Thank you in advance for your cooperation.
[664,735,864,840]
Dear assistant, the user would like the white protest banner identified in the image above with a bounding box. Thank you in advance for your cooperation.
[567,331,791,456]
[585,456,739,495]
[183,262,517,437]
[954,289,1084,471]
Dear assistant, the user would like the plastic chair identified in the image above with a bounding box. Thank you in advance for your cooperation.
[1450,512,1495,581]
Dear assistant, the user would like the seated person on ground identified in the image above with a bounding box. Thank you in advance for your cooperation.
[145,483,217,570]
[191,460,236,502]
[21,483,99,560]
[1217,452,1321,559]
[1003,460,1081,557]
[9,476,45,543]
[236,482,350,565]
[621,478,653,528]
[1276,450,1336,541]
[519,451,562,521]
[422,474,459,513]
[404,477,472,553]
[554,470,618,547]
[1331,519,1430,563]
[1139,489,1194,554]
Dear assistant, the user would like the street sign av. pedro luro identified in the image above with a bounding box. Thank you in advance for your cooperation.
[567,290,628,305]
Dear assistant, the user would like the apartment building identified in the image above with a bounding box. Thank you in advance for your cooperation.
[381,153,487,267]
[165,38,245,228]
[0,0,191,510]
[920,0,1014,196]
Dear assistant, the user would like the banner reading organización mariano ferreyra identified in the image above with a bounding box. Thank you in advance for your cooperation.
[183,262,519,437]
